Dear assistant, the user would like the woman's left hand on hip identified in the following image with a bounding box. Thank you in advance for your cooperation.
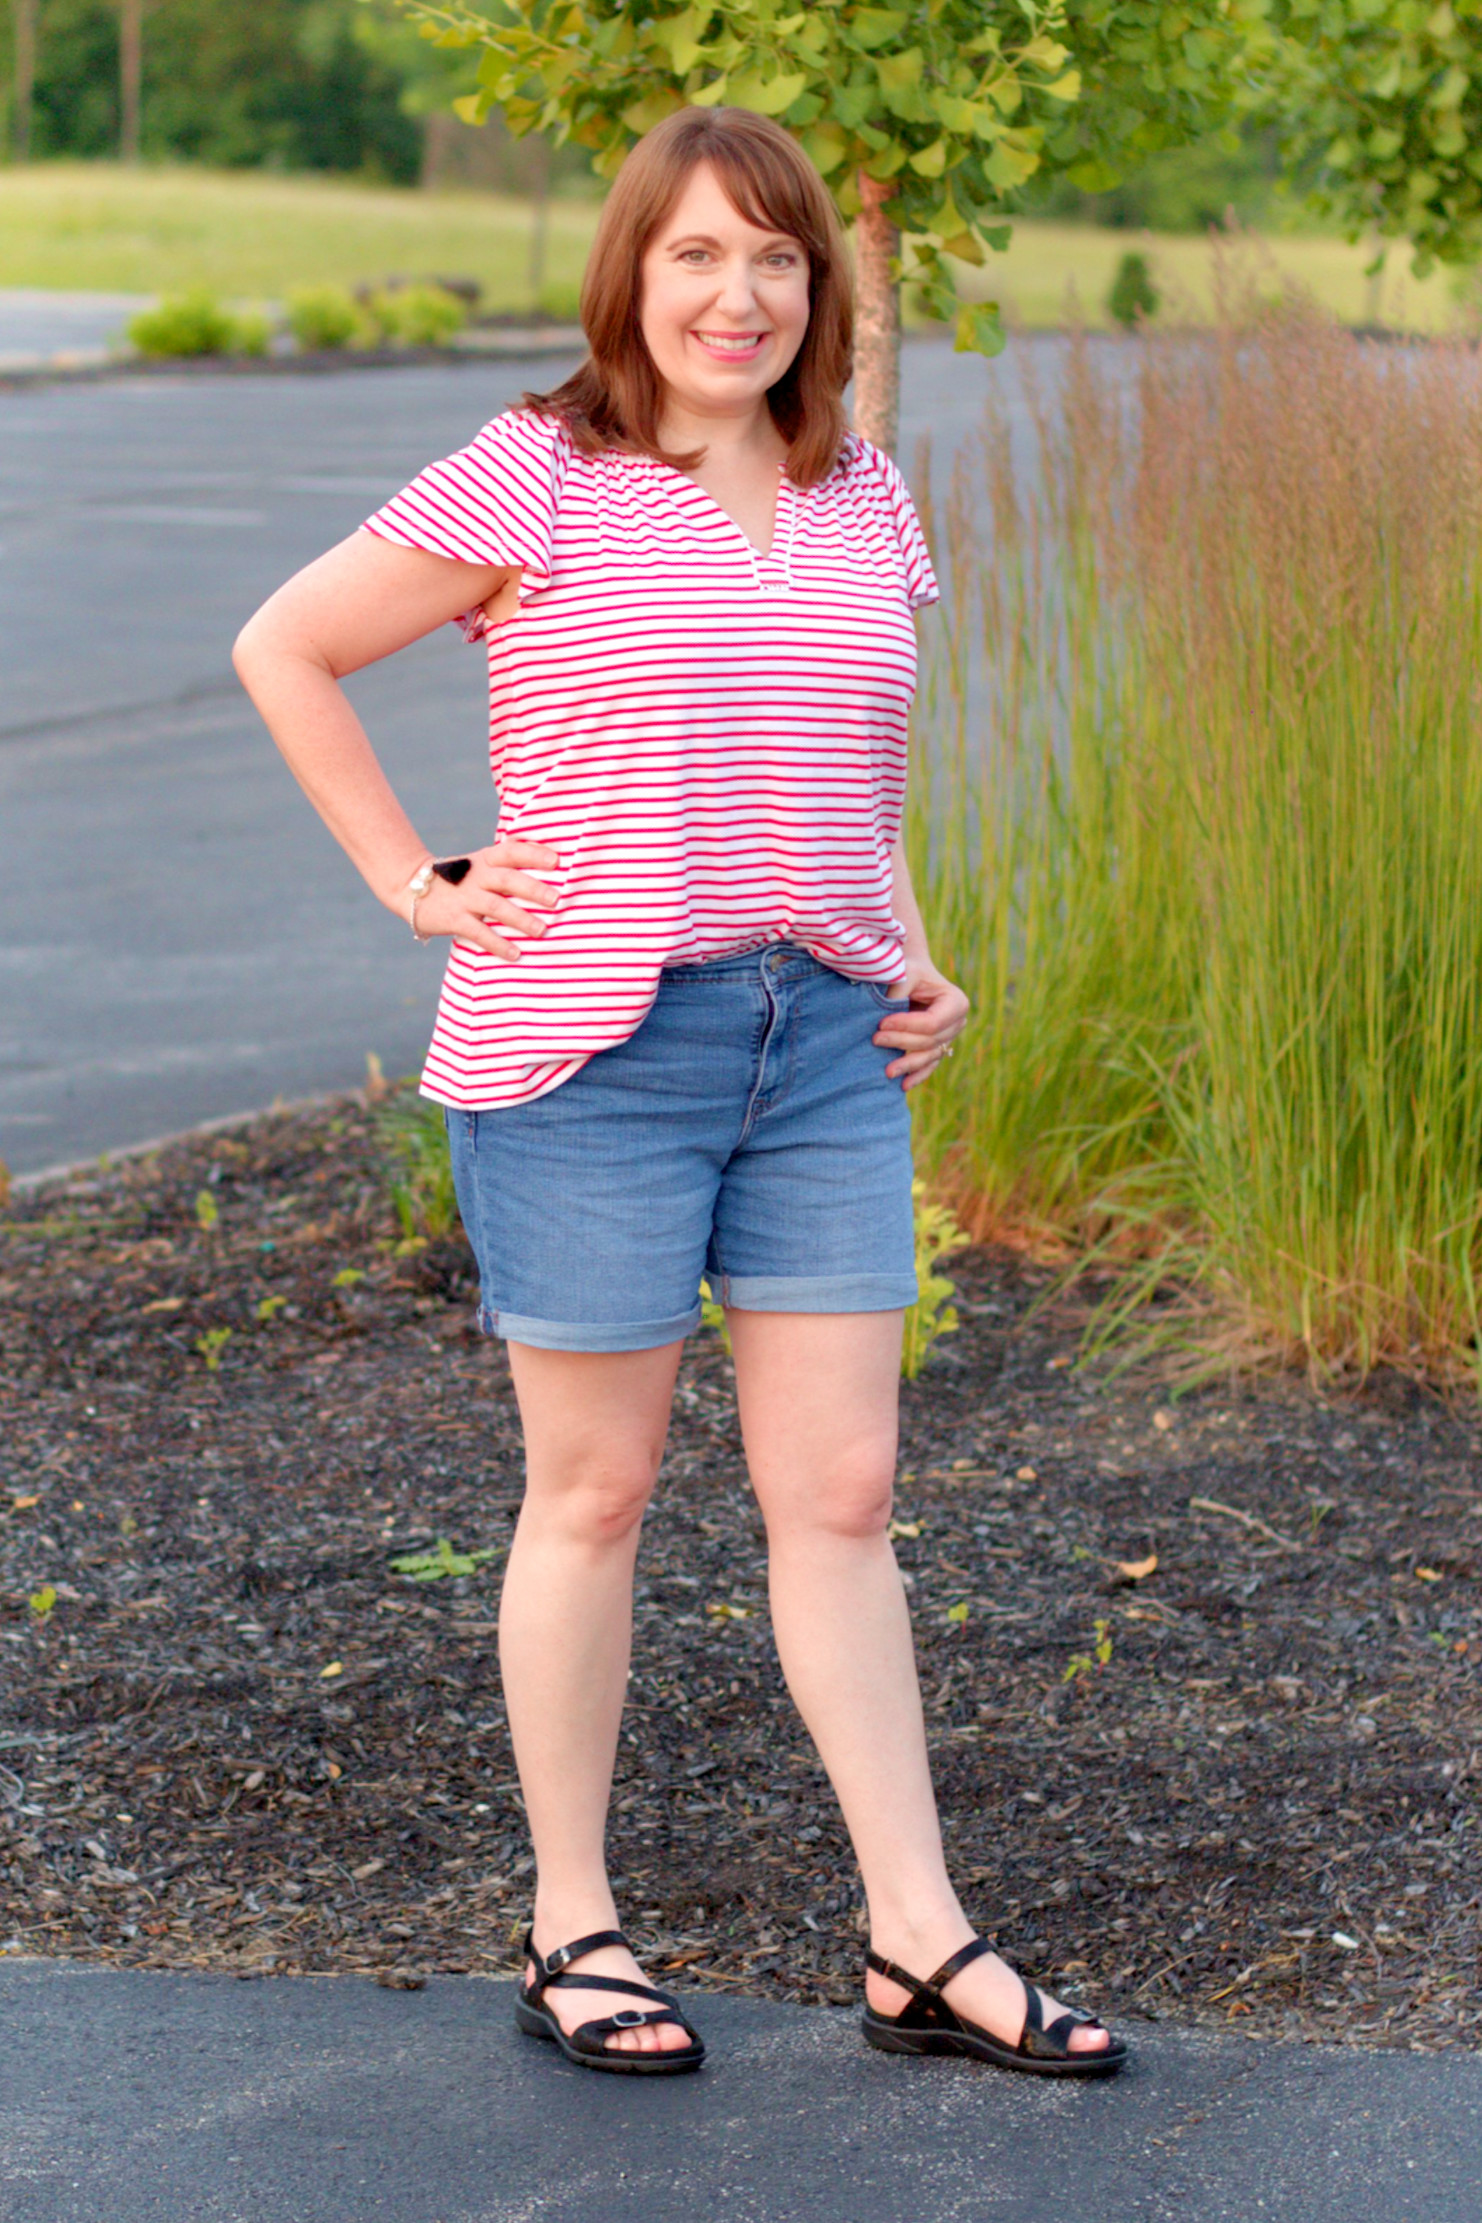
[873,963,970,1090]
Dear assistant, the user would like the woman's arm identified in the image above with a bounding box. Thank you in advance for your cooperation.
[874,835,970,1089]
[232,531,557,958]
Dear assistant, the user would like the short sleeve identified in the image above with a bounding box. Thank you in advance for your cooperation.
[362,409,568,641]
[849,437,940,612]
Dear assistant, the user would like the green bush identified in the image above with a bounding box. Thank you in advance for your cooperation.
[375,1089,460,1244]
[370,283,468,348]
[231,307,272,358]
[127,288,239,357]
[1107,250,1159,329]
[534,281,583,323]
[285,283,365,352]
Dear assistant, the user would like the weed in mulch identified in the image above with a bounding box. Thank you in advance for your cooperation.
[2,1098,1479,2049]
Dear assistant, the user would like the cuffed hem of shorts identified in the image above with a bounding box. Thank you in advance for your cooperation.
[712,1272,919,1313]
[478,1303,702,1352]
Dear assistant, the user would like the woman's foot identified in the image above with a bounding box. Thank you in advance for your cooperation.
[525,1933,694,2057]
[866,1919,1111,2056]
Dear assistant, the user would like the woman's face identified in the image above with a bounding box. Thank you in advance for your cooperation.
[638,160,812,423]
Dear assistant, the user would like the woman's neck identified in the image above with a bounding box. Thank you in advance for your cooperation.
[658,395,786,469]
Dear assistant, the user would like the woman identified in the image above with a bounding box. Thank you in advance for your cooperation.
[234,105,1123,2081]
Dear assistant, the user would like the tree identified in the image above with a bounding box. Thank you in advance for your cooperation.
[1255,4,1482,275]
[10,0,37,159]
[387,0,1270,448]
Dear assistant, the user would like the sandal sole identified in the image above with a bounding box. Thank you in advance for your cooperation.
[516,1994,706,2075]
[862,2011,1126,2079]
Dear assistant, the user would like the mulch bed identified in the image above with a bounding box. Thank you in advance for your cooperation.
[2,1096,1479,2049]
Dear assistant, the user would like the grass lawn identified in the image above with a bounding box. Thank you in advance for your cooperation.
[963,219,1461,334]
[0,163,599,309]
[0,162,1464,332]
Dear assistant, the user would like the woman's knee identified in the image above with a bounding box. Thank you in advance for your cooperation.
[764,1444,896,1542]
[525,1452,660,1546]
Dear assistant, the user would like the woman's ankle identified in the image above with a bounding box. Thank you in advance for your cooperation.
[866,1896,975,1970]
[530,1882,622,1950]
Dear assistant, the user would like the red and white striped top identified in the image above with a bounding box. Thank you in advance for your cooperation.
[363,408,938,1108]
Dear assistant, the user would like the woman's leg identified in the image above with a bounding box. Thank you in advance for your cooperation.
[727,1308,1108,2053]
[501,1339,693,2055]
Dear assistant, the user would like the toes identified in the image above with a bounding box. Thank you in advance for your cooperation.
[1068,2024,1110,2053]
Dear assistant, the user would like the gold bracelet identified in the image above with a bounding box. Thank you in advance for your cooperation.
[404,859,436,943]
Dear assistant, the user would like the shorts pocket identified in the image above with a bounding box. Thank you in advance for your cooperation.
[867,982,911,1012]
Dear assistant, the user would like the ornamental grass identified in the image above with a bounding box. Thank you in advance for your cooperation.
[908,287,1482,1386]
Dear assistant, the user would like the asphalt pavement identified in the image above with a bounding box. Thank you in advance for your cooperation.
[0,336,1036,1178]
[2,1961,1479,2223]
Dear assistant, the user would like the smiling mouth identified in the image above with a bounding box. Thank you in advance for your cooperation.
[691,330,769,357]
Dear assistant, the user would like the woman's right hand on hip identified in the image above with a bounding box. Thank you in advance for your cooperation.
[415,839,561,960]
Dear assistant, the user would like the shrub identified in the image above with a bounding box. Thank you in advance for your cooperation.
[128,289,238,357]
[286,284,365,352]
[901,1184,969,1379]
[370,283,468,348]
[908,277,1482,1383]
[375,1090,460,1244]
[1107,250,1159,329]
[127,289,270,358]
[231,308,272,358]
[534,281,583,323]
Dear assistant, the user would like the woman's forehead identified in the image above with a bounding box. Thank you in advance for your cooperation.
[654,162,802,246]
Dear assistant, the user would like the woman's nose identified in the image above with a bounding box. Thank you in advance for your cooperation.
[711,257,759,319]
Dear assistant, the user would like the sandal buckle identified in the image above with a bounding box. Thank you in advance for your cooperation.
[546,1946,572,1973]
[611,2010,647,2028]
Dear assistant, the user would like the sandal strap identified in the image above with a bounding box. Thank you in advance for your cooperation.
[522,1925,631,2005]
[581,2006,685,2039]
[545,1972,679,2009]
[864,1947,935,2002]
[865,1935,997,2021]
[922,1935,999,1997]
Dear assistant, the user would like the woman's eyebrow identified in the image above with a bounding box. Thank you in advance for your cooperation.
[664,229,798,251]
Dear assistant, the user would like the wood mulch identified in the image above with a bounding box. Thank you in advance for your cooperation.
[2,1097,1479,2048]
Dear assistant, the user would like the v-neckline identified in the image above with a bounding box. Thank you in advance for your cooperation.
[653,457,790,565]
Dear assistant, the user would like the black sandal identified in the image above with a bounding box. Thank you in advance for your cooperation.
[863,1936,1127,2078]
[515,1927,706,2076]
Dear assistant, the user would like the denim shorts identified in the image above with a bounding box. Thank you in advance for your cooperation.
[443,943,918,1352]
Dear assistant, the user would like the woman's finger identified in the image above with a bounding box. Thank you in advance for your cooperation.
[487,839,559,871]
[464,892,551,938]
[471,868,561,912]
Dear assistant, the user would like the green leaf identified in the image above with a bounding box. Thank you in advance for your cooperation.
[874,46,922,92]
[389,1535,497,1582]
[726,67,809,114]
[955,300,1005,356]
[909,138,949,177]
[850,6,909,51]
[802,121,849,173]
[1040,69,1080,103]
[653,7,706,74]
[984,136,1041,191]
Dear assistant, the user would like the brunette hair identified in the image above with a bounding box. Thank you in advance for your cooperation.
[524,106,851,485]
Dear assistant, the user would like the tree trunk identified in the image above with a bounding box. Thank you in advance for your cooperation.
[119,0,142,163]
[853,170,901,454]
[12,0,36,162]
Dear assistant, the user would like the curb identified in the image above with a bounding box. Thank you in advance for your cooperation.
[0,327,585,393]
